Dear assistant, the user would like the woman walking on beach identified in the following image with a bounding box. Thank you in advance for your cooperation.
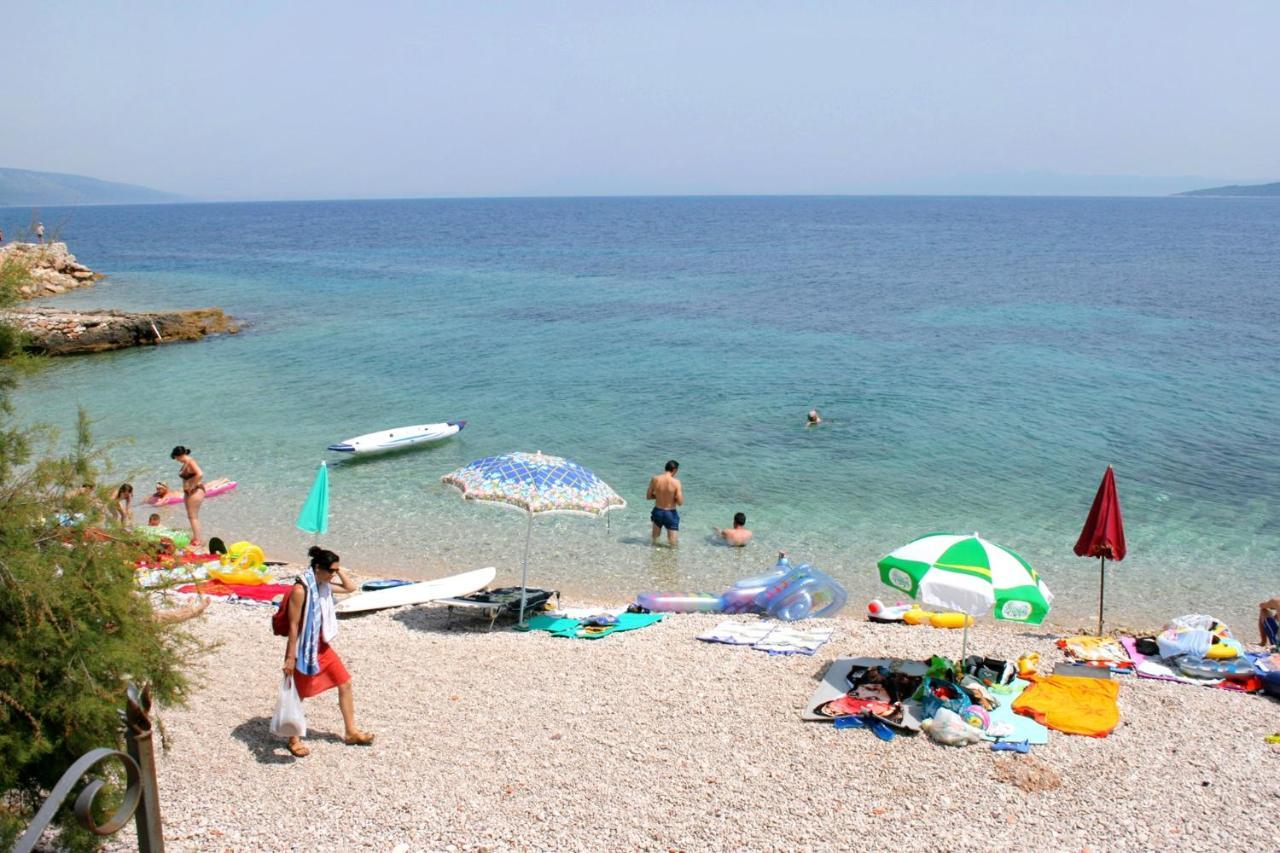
[170,445,204,548]
[282,546,375,757]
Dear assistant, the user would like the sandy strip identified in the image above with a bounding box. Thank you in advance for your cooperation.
[107,596,1279,852]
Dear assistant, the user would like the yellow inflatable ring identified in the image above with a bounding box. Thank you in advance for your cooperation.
[208,567,270,586]
[1205,643,1237,660]
[929,612,974,629]
[903,605,933,625]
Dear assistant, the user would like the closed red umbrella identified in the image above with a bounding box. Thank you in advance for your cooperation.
[1074,465,1126,635]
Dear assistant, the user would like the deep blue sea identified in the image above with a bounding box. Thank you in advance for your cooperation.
[7,196,1279,629]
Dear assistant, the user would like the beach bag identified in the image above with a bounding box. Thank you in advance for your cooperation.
[271,580,301,636]
[919,677,972,720]
[269,676,307,738]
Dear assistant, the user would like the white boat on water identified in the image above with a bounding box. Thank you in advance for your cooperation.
[327,420,466,454]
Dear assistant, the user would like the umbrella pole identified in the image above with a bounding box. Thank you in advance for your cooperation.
[961,620,969,664]
[518,513,533,626]
[1097,556,1106,637]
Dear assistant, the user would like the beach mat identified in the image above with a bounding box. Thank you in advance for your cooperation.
[177,581,292,601]
[523,612,663,639]
[982,678,1050,745]
[698,620,834,655]
[802,657,928,722]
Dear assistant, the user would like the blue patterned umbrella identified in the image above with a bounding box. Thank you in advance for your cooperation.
[442,451,626,623]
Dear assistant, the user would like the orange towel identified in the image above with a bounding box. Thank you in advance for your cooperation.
[1012,674,1120,737]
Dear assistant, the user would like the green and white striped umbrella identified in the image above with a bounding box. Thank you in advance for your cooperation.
[877,532,1052,624]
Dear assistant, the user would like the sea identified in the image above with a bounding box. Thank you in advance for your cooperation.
[7,196,1279,631]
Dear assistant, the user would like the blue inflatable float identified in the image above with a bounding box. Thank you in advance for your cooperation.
[636,554,847,621]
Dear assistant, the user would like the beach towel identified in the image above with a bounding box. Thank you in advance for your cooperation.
[524,612,663,639]
[294,570,336,676]
[177,581,292,602]
[1058,636,1132,669]
[1013,674,1120,737]
[752,625,834,656]
[697,621,775,646]
[698,621,833,655]
[982,678,1050,745]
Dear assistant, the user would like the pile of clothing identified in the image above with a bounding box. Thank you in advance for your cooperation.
[1122,614,1262,692]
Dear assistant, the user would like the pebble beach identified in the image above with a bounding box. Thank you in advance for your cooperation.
[107,590,1280,852]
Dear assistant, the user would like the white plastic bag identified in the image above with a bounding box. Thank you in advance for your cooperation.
[270,676,307,738]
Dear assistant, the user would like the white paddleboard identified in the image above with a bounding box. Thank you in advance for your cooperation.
[336,566,495,614]
[328,420,465,454]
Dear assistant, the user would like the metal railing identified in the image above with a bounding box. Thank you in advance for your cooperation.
[13,682,164,853]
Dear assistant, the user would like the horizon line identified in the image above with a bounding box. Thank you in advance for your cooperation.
[6,189,1275,210]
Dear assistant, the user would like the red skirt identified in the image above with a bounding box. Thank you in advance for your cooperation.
[293,641,351,699]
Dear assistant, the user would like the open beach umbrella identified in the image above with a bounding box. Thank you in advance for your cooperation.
[878,532,1053,659]
[1073,465,1126,637]
[296,460,330,537]
[441,451,626,624]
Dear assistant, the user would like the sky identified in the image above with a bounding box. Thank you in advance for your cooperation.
[5,1,1278,200]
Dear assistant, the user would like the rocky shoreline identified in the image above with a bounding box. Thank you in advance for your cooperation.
[7,306,239,355]
[1,240,239,355]
[0,241,103,297]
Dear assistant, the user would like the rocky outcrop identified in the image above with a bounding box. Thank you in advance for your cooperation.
[0,241,105,297]
[6,307,240,355]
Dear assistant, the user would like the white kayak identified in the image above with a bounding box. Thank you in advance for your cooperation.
[328,420,465,454]
[335,566,495,614]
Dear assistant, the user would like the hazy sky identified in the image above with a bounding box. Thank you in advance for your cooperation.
[6,1,1278,199]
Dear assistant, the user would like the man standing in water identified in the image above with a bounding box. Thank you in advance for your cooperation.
[647,459,683,547]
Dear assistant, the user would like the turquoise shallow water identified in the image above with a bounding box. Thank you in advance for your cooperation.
[7,196,1279,630]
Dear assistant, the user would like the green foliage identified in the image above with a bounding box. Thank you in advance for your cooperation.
[0,254,31,360]
[0,398,195,848]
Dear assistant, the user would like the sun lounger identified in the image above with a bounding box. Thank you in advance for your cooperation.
[437,586,560,630]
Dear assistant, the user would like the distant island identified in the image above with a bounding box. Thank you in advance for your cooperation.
[0,167,182,207]
[1175,181,1280,197]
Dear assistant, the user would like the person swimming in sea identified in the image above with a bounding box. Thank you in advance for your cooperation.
[712,512,752,547]
[806,409,822,426]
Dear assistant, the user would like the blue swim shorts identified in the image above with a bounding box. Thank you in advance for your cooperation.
[650,507,680,531]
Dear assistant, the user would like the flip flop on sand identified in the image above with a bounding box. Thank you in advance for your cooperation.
[344,731,375,746]
[287,738,310,757]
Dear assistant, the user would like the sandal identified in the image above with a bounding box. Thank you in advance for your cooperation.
[344,731,375,746]
[287,738,310,757]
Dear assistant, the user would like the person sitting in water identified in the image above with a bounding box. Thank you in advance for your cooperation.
[1260,596,1280,648]
[713,512,753,547]
[806,409,822,426]
[147,482,172,505]
[147,512,162,527]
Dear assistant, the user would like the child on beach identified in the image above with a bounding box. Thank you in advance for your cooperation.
[281,546,375,757]
[111,483,133,525]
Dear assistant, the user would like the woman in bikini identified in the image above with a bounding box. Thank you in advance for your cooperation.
[170,445,205,548]
[281,546,375,757]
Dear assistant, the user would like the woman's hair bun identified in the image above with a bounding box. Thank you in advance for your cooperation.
[169,445,190,458]
[307,545,323,559]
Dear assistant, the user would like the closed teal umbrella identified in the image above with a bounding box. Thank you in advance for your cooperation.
[296,461,329,536]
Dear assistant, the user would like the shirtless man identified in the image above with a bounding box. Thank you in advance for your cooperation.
[713,512,752,547]
[647,460,683,546]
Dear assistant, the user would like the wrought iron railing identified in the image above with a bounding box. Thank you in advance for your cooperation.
[13,682,164,853]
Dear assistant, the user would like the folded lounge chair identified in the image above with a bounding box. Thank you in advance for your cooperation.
[437,586,560,630]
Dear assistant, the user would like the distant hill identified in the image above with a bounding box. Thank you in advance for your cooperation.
[1175,181,1280,197]
[0,167,182,207]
